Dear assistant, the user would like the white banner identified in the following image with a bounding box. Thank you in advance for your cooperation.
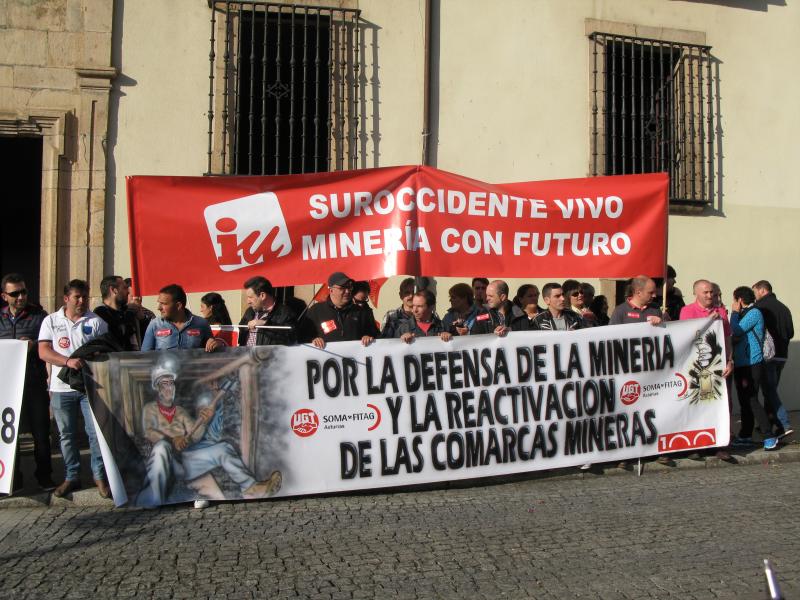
[89,318,729,507]
[0,340,28,494]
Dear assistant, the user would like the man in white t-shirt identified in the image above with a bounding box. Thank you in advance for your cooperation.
[38,279,109,498]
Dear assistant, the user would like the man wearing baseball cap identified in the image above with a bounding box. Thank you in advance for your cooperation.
[305,272,379,349]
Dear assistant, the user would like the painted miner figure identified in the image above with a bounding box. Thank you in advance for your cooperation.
[137,359,281,506]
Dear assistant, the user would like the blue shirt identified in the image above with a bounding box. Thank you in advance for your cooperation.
[141,311,213,351]
[190,404,225,450]
[730,307,764,367]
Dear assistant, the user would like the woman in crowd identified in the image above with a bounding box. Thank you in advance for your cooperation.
[352,281,372,307]
[200,292,234,345]
[442,283,483,335]
[588,295,610,326]
[511,284,541,330]
[729,286,778,451]
[568,282,599,326]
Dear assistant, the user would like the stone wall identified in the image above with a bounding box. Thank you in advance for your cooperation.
[0,0,115,310]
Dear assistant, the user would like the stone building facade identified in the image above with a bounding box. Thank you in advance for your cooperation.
[2,1,799,410]
[0,0,115,310]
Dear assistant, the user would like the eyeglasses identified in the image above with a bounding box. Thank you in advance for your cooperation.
[331,284,353,291]
[571,291,583,297]
[4,289,27,298]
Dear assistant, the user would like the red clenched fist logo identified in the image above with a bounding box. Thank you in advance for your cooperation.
[291,409,319,437]
[57,337,70,349]
[620,380,640,405]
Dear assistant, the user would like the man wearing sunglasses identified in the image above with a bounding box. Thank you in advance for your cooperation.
[0,274,54,492]
[306,272,379,349]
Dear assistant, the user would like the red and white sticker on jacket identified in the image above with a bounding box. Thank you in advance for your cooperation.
[156,328,172,337]
[320,320,337,334]
[476,313,490,322]
[187,328,201,337]
[57,337,70,349]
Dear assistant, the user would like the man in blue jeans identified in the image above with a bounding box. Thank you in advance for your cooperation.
[753,280,794,437]
[38,279,110,498]
[0,273,54,491]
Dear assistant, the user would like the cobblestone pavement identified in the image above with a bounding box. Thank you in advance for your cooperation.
[0,461,797,599]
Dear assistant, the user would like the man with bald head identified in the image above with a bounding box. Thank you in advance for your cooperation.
[609,276,671,468]
[680,279,734,377]
[470,279,518,336]
[609,276,664,325]
[679,279,735,461]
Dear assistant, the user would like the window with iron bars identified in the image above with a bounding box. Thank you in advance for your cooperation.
[589,32,717,206]
[207,1,361,177]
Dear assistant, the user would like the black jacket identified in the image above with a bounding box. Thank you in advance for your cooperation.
[470,302,519,335]
[0,304,49,390]
[510,312,539,332]
[531,309,585,331]
[57,333,125,393]
[238,304,297,347]
[396,315,447,338]
[754,293,794,359]
[94,304,140,351]
[650,291,685,322]
[381,306,414,339]
[305,299,380,343]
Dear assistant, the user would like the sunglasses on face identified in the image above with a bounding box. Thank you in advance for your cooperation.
[4,289,27,298]
[571,291,583,297]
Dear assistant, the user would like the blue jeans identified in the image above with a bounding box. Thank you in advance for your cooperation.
[51,391,105,482]
[137,439,256,506]
[763,360,791,431]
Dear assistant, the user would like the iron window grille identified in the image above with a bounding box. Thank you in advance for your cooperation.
[207,1,361,176]
[589,32,717,206]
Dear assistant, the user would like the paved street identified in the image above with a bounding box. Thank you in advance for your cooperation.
[0,461,797,599]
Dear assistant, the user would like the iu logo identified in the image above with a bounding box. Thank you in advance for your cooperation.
[204,192,292,272]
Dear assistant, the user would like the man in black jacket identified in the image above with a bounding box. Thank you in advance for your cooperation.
[396,290,452,343]
[470,279,517,336]
[380,277,415,338]
[239,276,297,347]
[753,280,794,436]
[532,283,584,331]
[0,273,53,490]
[306,272,379,349]
[94,275,140,351]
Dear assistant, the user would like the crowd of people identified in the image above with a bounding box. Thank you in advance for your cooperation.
[0,266,793,502]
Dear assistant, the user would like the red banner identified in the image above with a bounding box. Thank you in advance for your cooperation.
[127,166,667,295]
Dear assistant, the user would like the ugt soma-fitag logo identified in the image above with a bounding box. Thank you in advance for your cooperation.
[619,374,688,405]
[204,192,292,272]
[291,409,319,437]
[291,405,381,437]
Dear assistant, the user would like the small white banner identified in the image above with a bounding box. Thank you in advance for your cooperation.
[0,340,28,494]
